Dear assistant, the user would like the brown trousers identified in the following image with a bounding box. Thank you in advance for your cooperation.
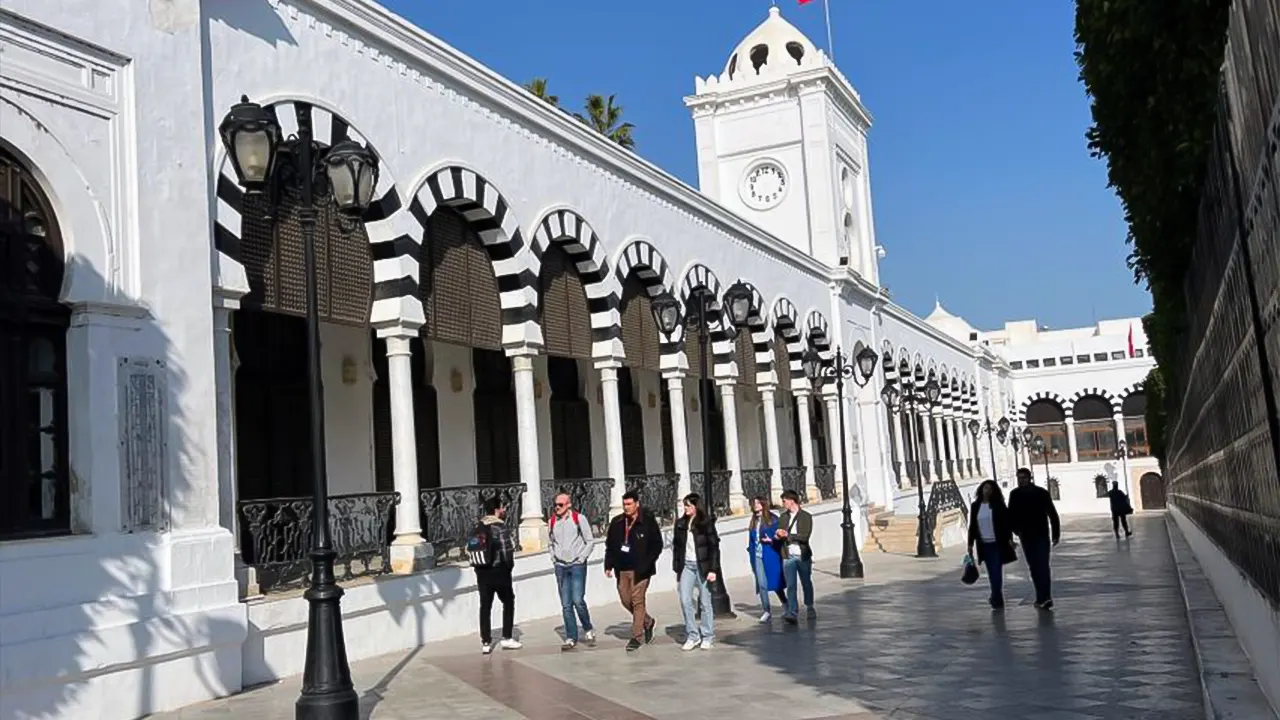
[616,571,653,641]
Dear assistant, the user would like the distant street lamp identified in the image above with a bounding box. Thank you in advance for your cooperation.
[803,345,878,578]
[880,377,941,558]
[968,414,1011,484]
[1114,440,1134,496]
[220,95,380,720]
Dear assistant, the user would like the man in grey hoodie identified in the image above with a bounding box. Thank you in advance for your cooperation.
[548,492,596,650]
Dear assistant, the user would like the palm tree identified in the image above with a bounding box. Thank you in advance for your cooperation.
[524,78,558,107]
[576,94,635,150]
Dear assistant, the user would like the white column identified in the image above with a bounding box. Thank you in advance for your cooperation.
[823,390,841,491]
[665,371,693,505]
[760,383,784,497]
[510,349,547,550]
[213,300,258,597]
[1065,418,1079,463]
[597,359,627,517]
[890,406,908,488]
[920,412,936,483]
[1113,412,1130,494]
[718,380,747,514]
[381,329,431,573]
[795,389,818,501]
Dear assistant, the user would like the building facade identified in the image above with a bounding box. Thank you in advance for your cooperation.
[0,2,1157,716]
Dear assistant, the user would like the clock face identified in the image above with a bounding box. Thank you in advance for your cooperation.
[743,162,788,209]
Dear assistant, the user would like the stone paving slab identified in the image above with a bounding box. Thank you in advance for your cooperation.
[154,515,1206,720]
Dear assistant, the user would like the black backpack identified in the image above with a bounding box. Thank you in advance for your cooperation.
[466,522,497,567]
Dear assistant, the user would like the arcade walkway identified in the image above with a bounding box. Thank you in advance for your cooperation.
[157,515,1204,719]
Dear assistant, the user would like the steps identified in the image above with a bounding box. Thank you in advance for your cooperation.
[864,507,965,554]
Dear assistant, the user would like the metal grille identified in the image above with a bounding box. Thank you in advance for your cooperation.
[773,335,792,391]
[239,192,372,326]
[1166,0,1280,608]
[742,468,772,501]
[539,245,593,359]
[734,331,756,387]
[619,278,661,371]
[421,207,502,350]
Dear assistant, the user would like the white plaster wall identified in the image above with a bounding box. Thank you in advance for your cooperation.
[321,323,376,496]
[432,342,478,487]
[637,369,666,473]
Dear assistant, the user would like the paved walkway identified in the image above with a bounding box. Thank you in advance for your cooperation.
[155,515,1203,719]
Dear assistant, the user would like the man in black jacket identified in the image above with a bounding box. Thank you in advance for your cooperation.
[1008,467,1061,609]
[604,491,663,651]
[1107,481,1134,538]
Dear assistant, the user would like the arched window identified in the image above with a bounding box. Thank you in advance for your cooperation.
[1122,392,1149,457]
[0,147,71,539]
[1026,398,1069,464]
[1073,394,1116,461]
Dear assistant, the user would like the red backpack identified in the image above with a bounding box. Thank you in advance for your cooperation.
[549,510,586,541]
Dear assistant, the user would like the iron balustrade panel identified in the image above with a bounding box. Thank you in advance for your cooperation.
[741,468,773,504]
[626,472,680,526]
[814,464,837,501]
[780,466,807,503]
[420,483,525,563]
[238,491,399,593]
[541,478,612,535]
[925,479,966,525]
[690,470,733,517]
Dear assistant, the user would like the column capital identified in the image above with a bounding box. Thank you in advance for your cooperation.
[375,321,422,340]
[758,381,778,394]
[715,378,737,391]
[504,343,541,360]
[793,387,812,399]
[662,368,688,381]
[594,357,624,372]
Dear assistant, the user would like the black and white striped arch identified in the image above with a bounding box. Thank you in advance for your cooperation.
[773,298,808,389]
[613,239,679,365]
[530,208,618,358]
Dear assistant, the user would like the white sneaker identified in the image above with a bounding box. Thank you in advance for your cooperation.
[758,612,772,623]
[699,640,713,650]
[681,639,700,651]
[499,638,522,650]
[481,643,492,655]
[584,630,596,645]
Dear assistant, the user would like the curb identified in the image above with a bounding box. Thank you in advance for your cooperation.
[1165,514,1279,719]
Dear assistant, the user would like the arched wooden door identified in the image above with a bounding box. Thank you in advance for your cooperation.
[1140,472,1166,509]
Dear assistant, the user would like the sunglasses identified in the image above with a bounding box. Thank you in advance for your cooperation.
[554,502,568,508]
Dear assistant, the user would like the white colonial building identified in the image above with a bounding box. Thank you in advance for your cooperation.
[0,2,1159,717]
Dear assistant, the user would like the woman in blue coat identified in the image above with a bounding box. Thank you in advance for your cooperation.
[747,496,786,622]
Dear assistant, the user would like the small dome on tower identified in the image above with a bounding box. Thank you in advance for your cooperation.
[724,7,820,80]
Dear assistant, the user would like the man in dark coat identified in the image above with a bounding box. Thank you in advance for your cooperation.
[1008,467,1061,610]
[604,490,663,651]
[1108,481,1134,538]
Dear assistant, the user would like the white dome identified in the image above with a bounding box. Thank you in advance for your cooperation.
[724,7,820,80]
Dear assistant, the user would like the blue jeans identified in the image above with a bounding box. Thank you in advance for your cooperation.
[782,556,814,617]
[754,553,772,613]
[678,561,714,643]
[554,563,592,641]
[979,541,1004,605]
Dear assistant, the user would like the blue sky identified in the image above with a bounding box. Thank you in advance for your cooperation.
[383,0,1151,331]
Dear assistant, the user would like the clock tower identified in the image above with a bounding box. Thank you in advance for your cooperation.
[685,7,880,282]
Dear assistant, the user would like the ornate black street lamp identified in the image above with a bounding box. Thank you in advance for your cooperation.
[880,378,941,558]
[220,95,379,720]
[968,414,1011,484]
[1031,434,1053,484]
[650,286,739,617]
[802,345,878,578]
[1114,440,1134,496]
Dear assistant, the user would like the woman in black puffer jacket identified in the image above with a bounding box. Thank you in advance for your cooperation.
[672,493,721,650]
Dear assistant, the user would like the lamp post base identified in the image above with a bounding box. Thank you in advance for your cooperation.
[709,562,737,618]
[296,550,359,720]
[838,519,864,579]
[915,511,938,559]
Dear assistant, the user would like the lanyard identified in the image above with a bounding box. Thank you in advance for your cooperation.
[624,515,636,543]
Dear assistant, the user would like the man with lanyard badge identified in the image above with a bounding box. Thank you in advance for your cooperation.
[604,491,663,651]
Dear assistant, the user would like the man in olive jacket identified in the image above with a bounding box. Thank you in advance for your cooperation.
[775,489,815,623]
[604,491,663,651]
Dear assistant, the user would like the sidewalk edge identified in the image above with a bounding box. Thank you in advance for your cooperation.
[1165,513,1279,720]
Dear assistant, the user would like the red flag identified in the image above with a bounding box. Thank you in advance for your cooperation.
[798,0,816,4]
[1127,324,1135,358]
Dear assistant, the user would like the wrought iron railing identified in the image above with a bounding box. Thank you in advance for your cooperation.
[925,479,966,524]
[1165,0,1280,608]
[238,491,399,593]
[742,468,773,504]
[626,472,680,526]
[780,466,807,504]
[690,470,733,517]
[541,478,612,535]
[814,464,837,501]
[420,483,525,563]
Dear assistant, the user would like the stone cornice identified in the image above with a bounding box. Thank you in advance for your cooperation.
[296,0,836,284]
[685,67,872,131]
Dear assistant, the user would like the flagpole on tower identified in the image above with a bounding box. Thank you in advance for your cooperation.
[822,0,834,61]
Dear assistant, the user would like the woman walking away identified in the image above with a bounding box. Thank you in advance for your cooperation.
[968,480,1017,610]
[673,493,720,650]
[747,496,785,622]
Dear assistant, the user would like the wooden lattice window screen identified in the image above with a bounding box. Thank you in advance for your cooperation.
[735,331,757,387]
[421,208,503,351]
[539,246,593,359]
[684,318,706,379]
[773,334,793,391]
[619,278,662,371]
[239,193,372,326]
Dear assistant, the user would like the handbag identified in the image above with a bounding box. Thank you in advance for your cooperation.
[961,553,979,585]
